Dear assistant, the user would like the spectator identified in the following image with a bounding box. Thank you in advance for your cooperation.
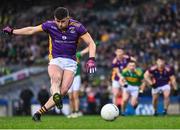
[19,88,34,115]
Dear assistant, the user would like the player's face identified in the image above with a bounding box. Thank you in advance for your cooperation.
[157,59,165,68]
[55,17,69,30]
[115,49,124,58]
[128,62,136,71]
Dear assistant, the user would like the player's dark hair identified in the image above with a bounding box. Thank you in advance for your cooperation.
[54,7,69,20]
[157,55,165,60]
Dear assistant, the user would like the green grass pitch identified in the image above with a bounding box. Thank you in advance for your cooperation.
[0,115,179,129]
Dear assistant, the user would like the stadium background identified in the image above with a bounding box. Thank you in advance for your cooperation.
[0,0,179,118]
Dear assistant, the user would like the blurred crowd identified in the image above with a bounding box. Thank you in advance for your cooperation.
[0,0,180,82]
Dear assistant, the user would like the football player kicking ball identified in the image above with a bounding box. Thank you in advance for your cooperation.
[2,7,96,121]
[120,61,145,116]
[144,56,178,116]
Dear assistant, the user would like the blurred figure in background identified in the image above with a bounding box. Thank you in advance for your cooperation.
[111,49,136,109]
[20,88,34,115]
[120,61,145,116]
[67,47,89,118]
[144,56,178,116]
[38,85,50,107]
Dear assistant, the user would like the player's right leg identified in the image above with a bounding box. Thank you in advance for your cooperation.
[32,64,63,121]
[162,84,171,115]
[73,90,81,117]
[121,87,130,116]
[67,92,75,118]
[112,80,120,106]
[152,88,159,116]
[129,85,139,110]
[49,64,64,109]
[73,75,81,115]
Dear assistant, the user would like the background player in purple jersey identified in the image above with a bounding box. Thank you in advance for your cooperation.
[111,49,136,108]
[144,56,178,116]
[2,7,96,121]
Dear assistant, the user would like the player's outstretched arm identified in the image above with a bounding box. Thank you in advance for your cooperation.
[80,32,96,73]
[80,47,89,57]
[3,25,43,35]
[140,79,146,92]
[80,32,96,58]
[130,56,137,62]
[170,75,178,90]
[144,71,153,86]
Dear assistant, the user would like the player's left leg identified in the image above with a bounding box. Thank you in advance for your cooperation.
[162,84,171,115]
[112,80,121,106]
[67,92,75,118]
[32,64,63,121]
[60,70,75,103]
[129,86,139,111]
[73,90,81,116]
[121,87,130,116]
[152,87,160,116]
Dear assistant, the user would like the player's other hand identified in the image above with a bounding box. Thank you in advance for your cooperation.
[86,57,96,74]
[2,26,13,35]
[76,52,81,59]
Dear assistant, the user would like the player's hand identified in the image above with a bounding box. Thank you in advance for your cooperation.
[86,57,96,74]
[2,26,13,35]
[76,52,81,59]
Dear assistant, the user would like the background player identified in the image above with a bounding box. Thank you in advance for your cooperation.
[111,49,136,108]
[67,47,89,118]
[144,56,178,116]
[120,60,145,116]
[2,7,96,121]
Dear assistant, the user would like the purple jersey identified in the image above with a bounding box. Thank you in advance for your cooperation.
[148,65,174,87]
[41,19,87,60]
[111,55,130,81]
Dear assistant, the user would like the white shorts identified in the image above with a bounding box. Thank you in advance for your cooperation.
[152,84,171,94]
[123,85,139,98]
[112,80,121,88]
[49,57,77,73]
[68,75,81,93]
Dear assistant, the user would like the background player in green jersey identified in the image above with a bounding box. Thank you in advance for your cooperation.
[120,60,146,116]
[67,47,89,118]
[67,42,99,118]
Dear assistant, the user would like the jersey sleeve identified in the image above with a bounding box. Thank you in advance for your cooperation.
[168,66,175,76]
[121,68,127,77]
[135,68,144,80]
[41,21,50,33]
[139,70,144,80]
[77,24,87,36]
